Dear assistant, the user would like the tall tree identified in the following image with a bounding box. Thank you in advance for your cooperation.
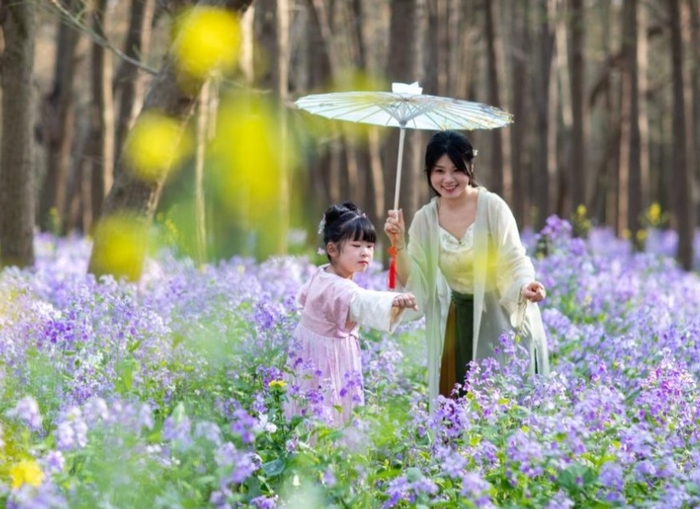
[38,0,84,232]
[483,0,511,203]
[569,0,586,213]
[509,0,531,226]
[113,0,156,191]
[668,0,694,269]
[689,0,700,222]
[621,0,644,248]
[88,0,256,279]
[87,0,115,230]
[532,0,557,228]
[0,0,36,268]
[386,0,422,223]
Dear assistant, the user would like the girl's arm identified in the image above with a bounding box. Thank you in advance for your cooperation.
[349,288,416,332]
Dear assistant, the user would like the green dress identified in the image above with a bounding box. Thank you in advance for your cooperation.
[437,225,476,397]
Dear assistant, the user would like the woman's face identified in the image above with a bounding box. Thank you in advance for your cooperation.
[429,154,470,198]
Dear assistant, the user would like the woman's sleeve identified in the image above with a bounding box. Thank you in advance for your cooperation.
[349,288,405,332]
[397,212,431,321]
[492,198,535,326]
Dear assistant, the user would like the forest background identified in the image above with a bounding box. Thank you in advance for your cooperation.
[0,0,698,277]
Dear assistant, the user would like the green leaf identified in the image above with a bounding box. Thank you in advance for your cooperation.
[261,458,286,477]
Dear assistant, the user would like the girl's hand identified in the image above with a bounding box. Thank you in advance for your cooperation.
[392,292,418,311]
[522,281,546,303]
[384,209,406,248]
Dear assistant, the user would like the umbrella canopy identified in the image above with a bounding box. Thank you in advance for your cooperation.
[295,82,513,131]
[295,82,513,288]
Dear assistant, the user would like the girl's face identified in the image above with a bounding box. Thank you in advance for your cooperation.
[429,154,470,198]
[328,239,374,278]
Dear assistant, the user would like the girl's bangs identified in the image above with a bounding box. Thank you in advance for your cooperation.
[348,216,377,243]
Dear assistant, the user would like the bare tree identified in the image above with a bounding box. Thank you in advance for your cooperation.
[569,0,586,214]
[38,0,84,232]
[531,0,557,229]
[113,0,156,188]
[689,0,700,223]
[621,0,645,248]
[87,0,115,229]
[483,0,511,203]
[0,0,36,268]
[509,0,531,226]
[668,0,694,269]
[386,0,422,223]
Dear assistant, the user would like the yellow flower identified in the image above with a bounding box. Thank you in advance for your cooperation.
[9,459,44,489]
[123,112,193,182]
[268,380,287,389]
[172,7,241,79]
[576,204,587,217]
[89,215,150,281]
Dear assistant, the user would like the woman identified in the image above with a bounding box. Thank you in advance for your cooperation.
[384,130,549,410]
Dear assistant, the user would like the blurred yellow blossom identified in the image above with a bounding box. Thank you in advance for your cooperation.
[268,380,287,389]
[90,215,150,281]
[9,459,44,489]
[172,7,241,80]
[644,202,667,228]
[123,112,193,182]
[208,93,297,226]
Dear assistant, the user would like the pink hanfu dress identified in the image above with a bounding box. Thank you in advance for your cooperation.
[286,265,405,427]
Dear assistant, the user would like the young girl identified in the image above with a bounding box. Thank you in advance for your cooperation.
[286,202,418,427]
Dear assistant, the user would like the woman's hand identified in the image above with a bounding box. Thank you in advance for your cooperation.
[384,209,406,248]
[392,292,418,311]
[522,281,546,303]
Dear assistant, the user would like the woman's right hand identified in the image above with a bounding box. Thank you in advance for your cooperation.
[384,209,406,248]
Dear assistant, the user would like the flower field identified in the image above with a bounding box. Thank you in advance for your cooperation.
[2,217,700,508]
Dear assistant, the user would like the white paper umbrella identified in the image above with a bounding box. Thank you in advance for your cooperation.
[295,82,513,210]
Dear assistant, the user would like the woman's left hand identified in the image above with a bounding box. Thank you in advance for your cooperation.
[522,281,547,303]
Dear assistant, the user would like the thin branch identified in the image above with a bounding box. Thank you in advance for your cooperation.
[42,0,160,75]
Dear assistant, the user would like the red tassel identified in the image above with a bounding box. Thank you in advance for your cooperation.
[387,245,397,289]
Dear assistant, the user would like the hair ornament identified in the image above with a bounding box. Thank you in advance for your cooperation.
[317,215,326,235]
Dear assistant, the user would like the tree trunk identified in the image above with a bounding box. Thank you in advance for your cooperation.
[689,0,700,224]
[88,0,115,229]
[622,0,644,249]
[88,0,256,279]
[637,0,650,222]
[113,0,156,182]
[483,0,511,203]
[569,0,586,214]
[510,0,530,227]
[38,0,83,232]
[386,0,421,224]
[0,0,36,268]
[554,0,571,217]
[668,0,693,270]
[533,0,557,229]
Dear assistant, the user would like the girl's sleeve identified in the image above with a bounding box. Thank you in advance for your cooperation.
[491,198,536,327]
[348,288,405,332]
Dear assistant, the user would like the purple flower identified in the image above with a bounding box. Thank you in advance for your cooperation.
[250,495,278,509]
[8,396,43,431]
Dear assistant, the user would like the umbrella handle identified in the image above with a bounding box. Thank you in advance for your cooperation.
[393,126,406,211]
